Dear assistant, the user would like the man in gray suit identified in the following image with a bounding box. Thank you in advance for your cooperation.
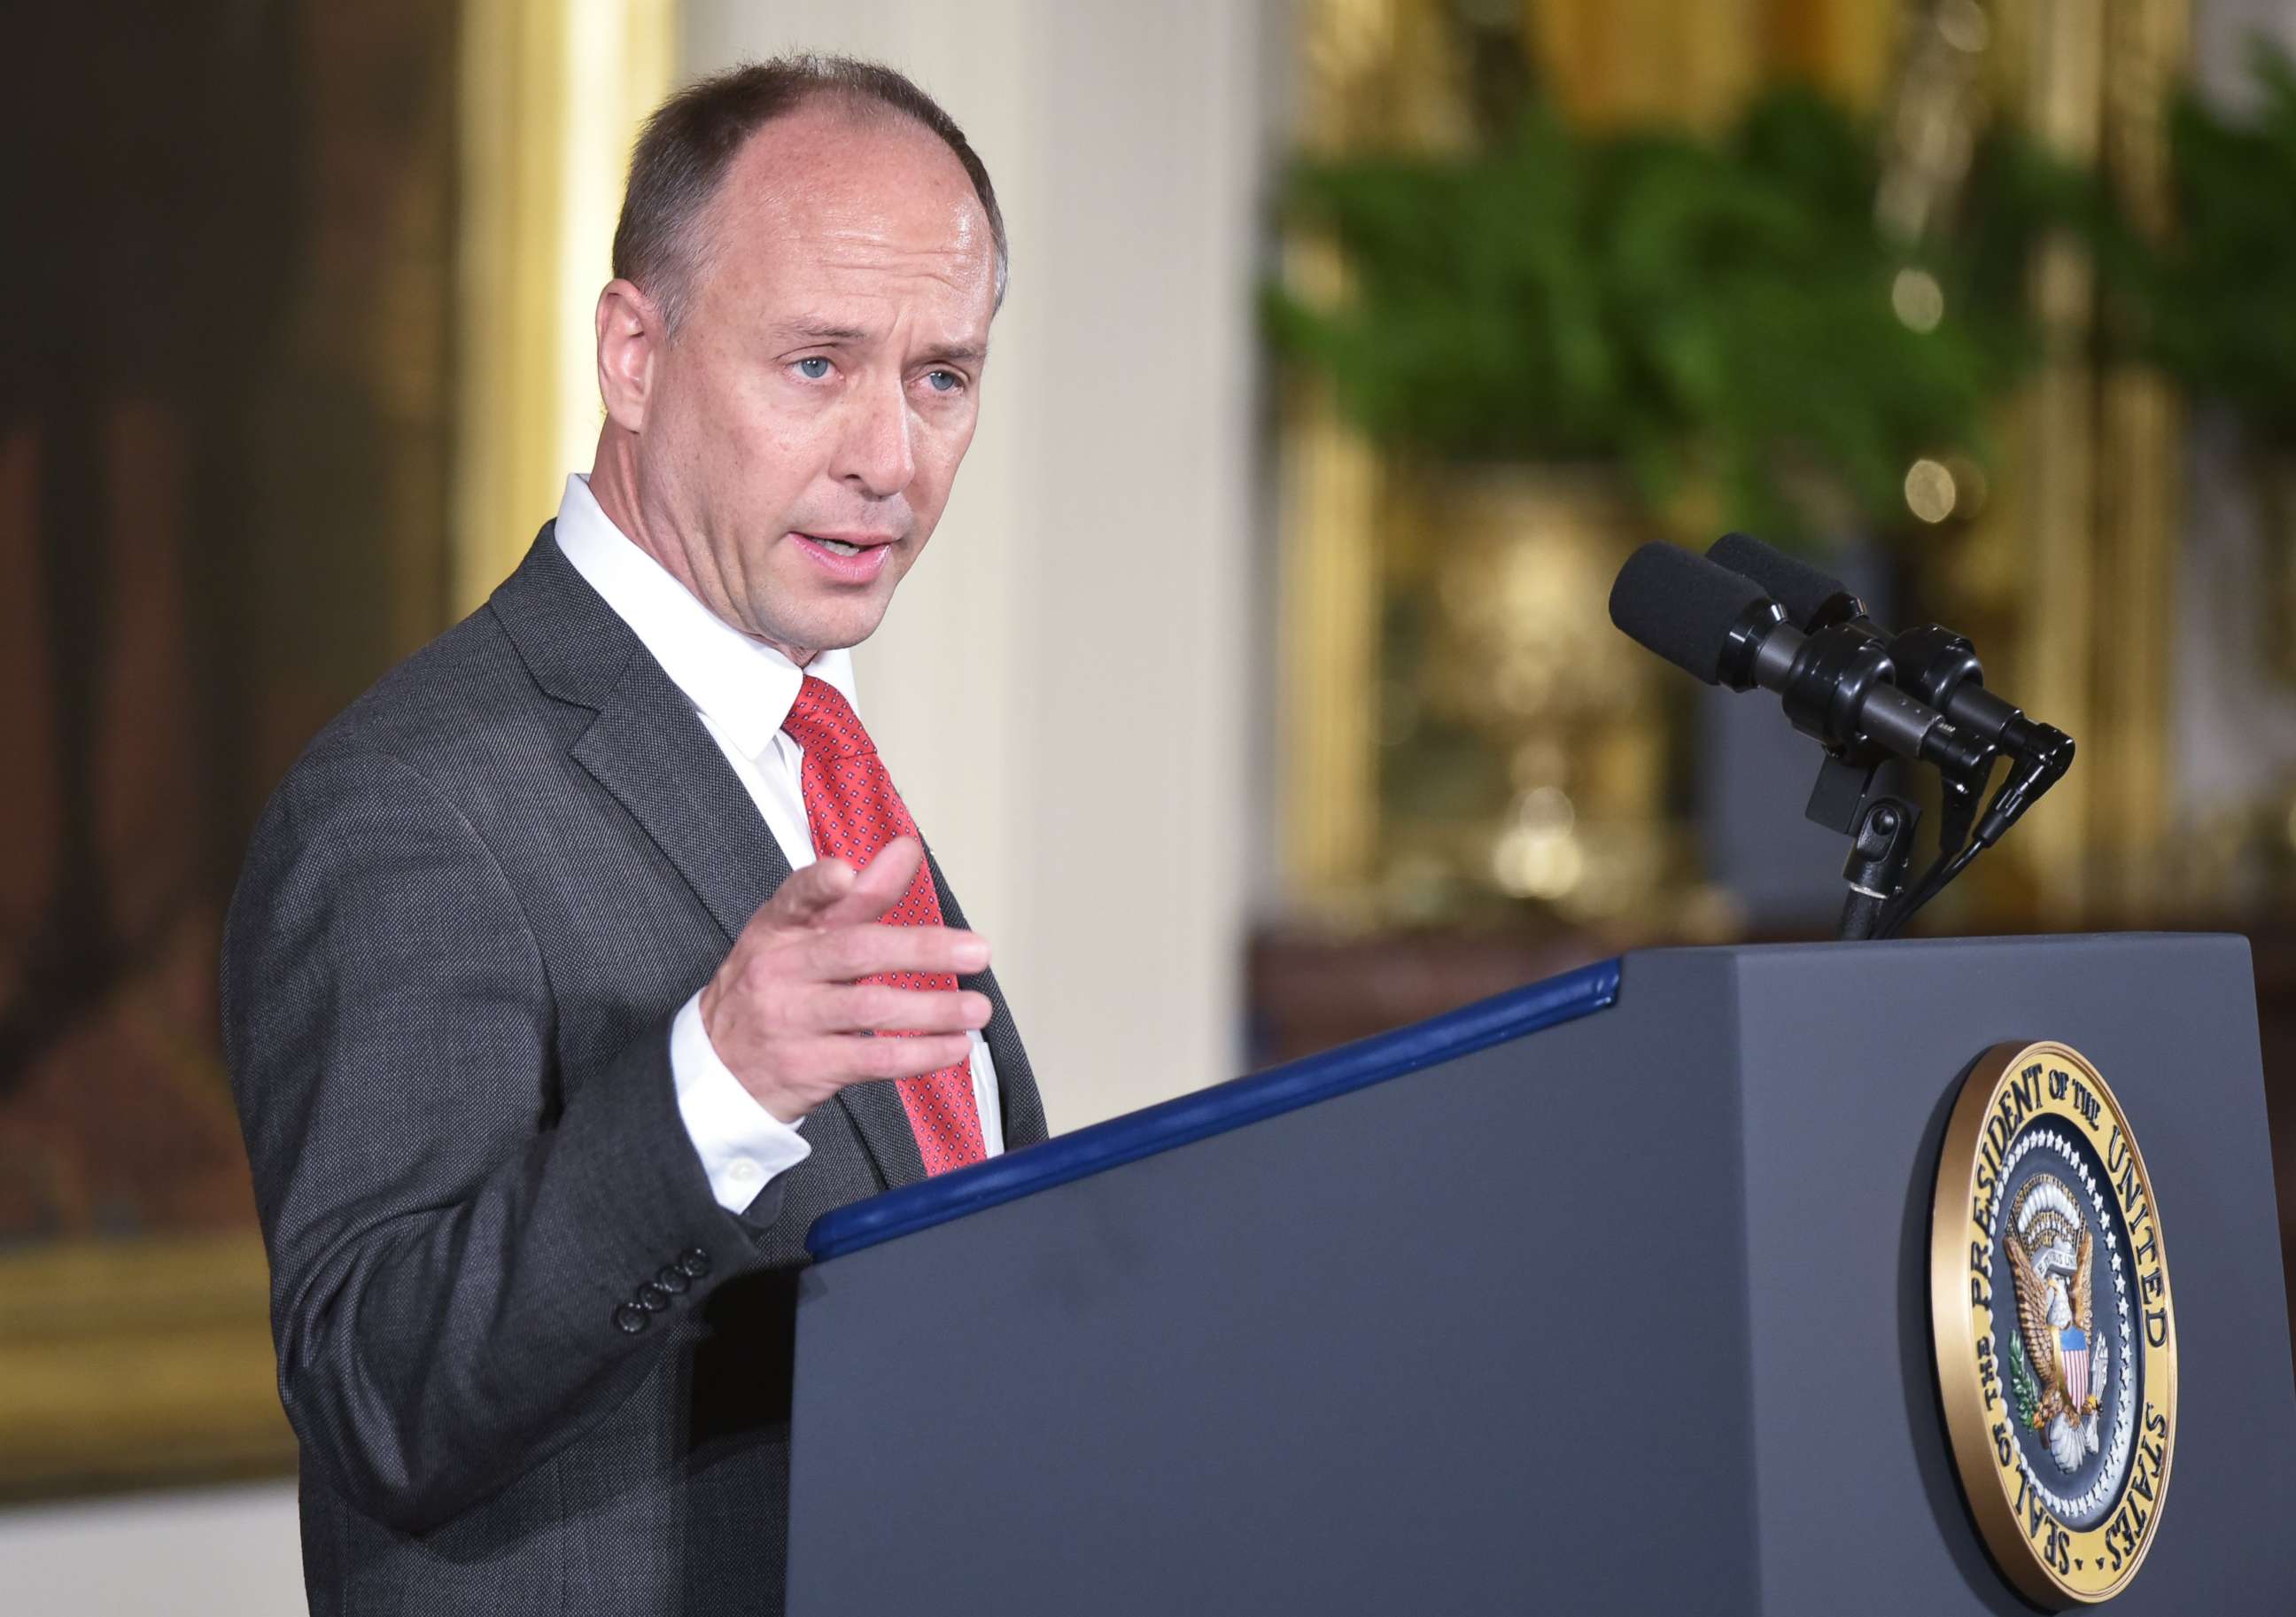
[222,56,1045,1614]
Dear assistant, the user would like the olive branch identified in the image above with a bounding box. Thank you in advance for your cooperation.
[2008,1328,2043,1431]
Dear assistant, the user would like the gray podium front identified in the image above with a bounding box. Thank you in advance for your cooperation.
[783,935,2296,1614]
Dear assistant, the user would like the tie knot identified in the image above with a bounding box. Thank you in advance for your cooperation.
[782,674,873,758]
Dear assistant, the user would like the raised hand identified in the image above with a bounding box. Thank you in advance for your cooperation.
[697,836,991,1123]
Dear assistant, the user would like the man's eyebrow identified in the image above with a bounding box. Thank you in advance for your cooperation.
[778,319,872,344]
[916,340,989,367]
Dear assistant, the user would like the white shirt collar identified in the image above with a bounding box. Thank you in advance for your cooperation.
[551,473,858,759]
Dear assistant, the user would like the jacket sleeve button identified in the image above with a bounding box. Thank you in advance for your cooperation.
[654,1264,690,1295]
[612,1302,650,1335]
[635,1281,673,1312]
[675,1247,712,1279]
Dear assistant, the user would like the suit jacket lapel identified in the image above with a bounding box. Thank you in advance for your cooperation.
[833,1078,927,1189]
[493,526,790,945]
[570,664,795,945]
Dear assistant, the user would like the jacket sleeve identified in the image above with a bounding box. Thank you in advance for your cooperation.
[221,744,766,1534]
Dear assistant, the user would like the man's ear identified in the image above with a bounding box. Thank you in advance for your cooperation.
[596,279,663,431]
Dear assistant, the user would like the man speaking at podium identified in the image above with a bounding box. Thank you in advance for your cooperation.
[222,56,1044,1614]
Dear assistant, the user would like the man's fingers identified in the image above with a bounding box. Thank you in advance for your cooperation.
[805,922,989,982]
[783,1033,974,1087]
[811,836,927,929]
[814,983,993,1036]
[836,1032,977,1084]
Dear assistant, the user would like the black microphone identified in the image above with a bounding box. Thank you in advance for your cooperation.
[1707,531,1869,632]
[1609,542,1991,780]
[1703,532,2073,844]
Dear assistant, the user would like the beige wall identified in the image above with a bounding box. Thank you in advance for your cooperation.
[682,0,1268,1125]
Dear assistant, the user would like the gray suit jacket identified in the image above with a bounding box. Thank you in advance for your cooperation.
[222,527,1046,1615]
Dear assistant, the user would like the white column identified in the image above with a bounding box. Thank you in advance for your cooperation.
[679,3,1267,1125]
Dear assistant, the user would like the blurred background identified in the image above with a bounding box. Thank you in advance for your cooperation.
[4,0,2295,1607]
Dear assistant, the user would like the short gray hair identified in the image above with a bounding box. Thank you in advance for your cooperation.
[612,53,1009,332]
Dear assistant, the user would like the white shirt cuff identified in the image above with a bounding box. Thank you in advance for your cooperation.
[670,990,812,1211]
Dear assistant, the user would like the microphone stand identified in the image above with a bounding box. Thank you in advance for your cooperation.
[1837,793,1919,941]
[1804,751,1924,941]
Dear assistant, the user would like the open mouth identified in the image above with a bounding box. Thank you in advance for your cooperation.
[792,532,896,581]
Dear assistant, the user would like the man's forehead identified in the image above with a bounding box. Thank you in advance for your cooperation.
[716,103,991,269]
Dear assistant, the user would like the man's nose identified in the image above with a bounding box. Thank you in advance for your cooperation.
[833,377,915,498]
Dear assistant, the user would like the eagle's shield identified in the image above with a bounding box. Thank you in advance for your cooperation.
[2059,1323,2091,1406]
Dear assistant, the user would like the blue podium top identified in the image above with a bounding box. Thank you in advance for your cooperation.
[804,955,1623,1262]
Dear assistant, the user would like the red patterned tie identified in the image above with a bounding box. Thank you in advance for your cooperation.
[780,675,988,1174]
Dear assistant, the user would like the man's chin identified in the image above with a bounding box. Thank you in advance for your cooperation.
[749,591,894,663]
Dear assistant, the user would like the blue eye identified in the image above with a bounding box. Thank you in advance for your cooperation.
[924,369,960,393]
[795,356,832,379]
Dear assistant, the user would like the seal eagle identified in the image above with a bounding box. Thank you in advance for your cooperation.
[2006,1173,2106,1471]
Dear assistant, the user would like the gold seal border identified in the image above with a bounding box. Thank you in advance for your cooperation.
[1929,1041,2178,1608]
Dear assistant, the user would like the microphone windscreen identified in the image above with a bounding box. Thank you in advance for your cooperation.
[1707,532,1858,631]
[1609,542,1772,686]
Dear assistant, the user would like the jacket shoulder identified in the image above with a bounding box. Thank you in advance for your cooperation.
[295,604,562,783]
[283,525,632,790]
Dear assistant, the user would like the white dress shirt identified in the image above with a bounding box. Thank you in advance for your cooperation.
[552,474,1004,1211]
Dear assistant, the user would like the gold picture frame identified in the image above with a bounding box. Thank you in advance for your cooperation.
[0,1234,291,1501]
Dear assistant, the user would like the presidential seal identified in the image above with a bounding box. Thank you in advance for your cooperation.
[1930,1041,2176,1606]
